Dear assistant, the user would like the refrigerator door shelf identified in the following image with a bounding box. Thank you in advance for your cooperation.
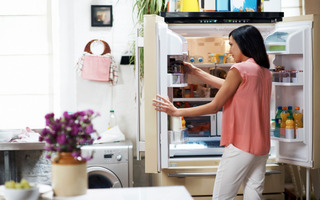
[271,128,305,143]
[272,82,304,86]
[266,25,310,54]
[167,29,188,56]
[271,137,304,144]
[167,73,188,87]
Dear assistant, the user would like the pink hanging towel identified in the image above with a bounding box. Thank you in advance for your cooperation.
[81,54,111,82]
[79,39,112,82]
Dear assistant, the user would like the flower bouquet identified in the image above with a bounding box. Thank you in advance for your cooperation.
[39,109,100,160]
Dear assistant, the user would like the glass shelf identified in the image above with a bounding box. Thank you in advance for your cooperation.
[173,98,213,102]
[194,63,234,68]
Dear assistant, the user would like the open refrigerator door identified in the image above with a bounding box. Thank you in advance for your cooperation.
[143,15,189,172]
[267,19,314,168]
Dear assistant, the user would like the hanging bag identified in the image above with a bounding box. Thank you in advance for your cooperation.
[81,39,112,82]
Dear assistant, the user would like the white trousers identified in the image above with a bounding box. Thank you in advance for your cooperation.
[212,144,268,200]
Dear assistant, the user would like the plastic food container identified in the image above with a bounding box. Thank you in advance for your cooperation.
[290,70,303,84]
[281,71,290,83]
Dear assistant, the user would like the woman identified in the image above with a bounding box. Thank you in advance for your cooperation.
[152,25,272,200]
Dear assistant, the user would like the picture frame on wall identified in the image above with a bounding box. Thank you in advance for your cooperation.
[91,5,113,27]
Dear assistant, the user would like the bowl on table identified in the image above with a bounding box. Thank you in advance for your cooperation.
[4,185,39,200]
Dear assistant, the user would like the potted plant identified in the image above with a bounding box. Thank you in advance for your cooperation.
[132,0,168,79]
[39,110,100,197]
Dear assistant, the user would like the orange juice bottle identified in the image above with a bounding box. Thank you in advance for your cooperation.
[280,107,289,138]
[293,106,303,137]
[181,117,186,129]
[285,116,295,139]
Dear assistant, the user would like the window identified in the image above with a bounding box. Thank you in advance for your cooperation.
[0,0,57,129]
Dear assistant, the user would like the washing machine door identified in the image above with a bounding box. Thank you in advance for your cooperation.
[87,166,122,189]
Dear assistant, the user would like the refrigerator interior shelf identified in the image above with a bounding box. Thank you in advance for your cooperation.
[173,98,213,102]
[169,83,188,88]
[194,63,234,68]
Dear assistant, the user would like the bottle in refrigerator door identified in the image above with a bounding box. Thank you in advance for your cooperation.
[274,106,282,138]
[280,106,289,138]
[285,116,295,139]
[293,106,303,137]
[288,106,293,118]
[108,110,117,129]
[270,119,275,137]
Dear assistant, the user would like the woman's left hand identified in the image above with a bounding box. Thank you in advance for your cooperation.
[152,94,179,116]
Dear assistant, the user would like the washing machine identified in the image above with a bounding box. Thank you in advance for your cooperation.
[81,140,133,188]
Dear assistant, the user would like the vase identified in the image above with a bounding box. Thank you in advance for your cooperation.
[51,152,87,196]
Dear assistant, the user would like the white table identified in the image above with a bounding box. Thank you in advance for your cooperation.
[41,186,193,200]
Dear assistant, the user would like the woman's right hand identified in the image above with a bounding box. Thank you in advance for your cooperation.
[153,94,180,116]
[182,61,199,75]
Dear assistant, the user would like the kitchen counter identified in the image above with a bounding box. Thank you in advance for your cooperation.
[0,142,45,181]
[39,186,193,200]
[0,142,45,151]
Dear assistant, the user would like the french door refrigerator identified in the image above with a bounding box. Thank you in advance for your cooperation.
[136,14,320,179]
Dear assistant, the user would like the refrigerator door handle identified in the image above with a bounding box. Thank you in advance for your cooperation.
[168,170,282,178]
[168,172,217,177]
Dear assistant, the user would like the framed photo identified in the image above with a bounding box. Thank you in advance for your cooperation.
[91,5,113,27]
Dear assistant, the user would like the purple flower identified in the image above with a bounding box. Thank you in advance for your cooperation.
[71,127,80,136]
[42,109,99,160]
[45,113,55,125]
[44,146,53,151]
[85,125,94,134]
[72,151,81,158]
[86,109,94,115]
[57,134,67,144]
[44,138,53,145]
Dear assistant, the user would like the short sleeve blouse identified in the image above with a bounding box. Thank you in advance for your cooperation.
[220,58,272,155]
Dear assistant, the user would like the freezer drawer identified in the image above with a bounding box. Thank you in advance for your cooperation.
[159,164,284,197]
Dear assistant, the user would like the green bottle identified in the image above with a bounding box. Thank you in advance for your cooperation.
[288,106,293,118]
[274,106,282,137]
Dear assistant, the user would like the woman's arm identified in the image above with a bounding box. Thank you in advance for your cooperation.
[153,68,243,117]
[183,62,225,89]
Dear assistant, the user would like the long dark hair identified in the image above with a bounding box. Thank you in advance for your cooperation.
[229,25,270,69]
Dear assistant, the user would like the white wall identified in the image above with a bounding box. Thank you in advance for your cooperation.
[58,0,137,144]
